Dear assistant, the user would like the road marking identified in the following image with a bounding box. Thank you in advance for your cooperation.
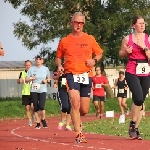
[11,125,114,150]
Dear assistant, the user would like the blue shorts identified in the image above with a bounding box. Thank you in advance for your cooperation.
[66,73,92,97]
[57,89,71,114]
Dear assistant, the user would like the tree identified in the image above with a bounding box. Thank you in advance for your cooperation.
[39,46,56,70]
[5,0,150,98]
[4,0,150,66]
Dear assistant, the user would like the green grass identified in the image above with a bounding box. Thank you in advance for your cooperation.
[83,116,150,140]
[1,97,150,118]
[0,98,61,119]
[84,97,150,140]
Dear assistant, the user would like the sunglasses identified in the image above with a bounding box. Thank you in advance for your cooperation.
[72,21,84,26]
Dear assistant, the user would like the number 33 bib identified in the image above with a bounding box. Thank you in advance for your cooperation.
[73,73,89,84]
[136,63,150,75]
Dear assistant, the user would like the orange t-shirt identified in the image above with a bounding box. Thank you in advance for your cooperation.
[56,33,103,76]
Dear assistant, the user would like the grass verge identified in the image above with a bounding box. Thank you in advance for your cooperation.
[1,97,150,118]
[83,116,150,140]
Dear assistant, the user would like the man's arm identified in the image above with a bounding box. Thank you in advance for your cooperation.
[93,54,102,63]
[55,39,64,67]
[55,58,62,67]
[86,36,103,67]
[92,36,103,63]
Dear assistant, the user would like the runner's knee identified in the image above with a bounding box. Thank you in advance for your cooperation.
[80,111,88,116]
[71,101,80,110]
[80,107,88,116]
[121,102,126,106]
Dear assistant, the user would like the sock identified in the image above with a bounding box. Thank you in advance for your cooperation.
[37,123,40,126]
[130,121,135,124]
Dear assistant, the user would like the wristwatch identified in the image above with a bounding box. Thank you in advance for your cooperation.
[143,47,149,52]
[93,58,98,64]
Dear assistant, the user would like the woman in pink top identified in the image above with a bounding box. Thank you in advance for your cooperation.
[119,15,150,140]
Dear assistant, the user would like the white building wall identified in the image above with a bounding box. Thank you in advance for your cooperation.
[0,68,149,98]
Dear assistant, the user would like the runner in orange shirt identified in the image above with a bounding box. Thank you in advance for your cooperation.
[55,12,103,143]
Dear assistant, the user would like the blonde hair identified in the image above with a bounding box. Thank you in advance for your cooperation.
[71,12,85,23]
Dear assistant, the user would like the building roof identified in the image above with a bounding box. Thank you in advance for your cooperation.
[0,61,36,69]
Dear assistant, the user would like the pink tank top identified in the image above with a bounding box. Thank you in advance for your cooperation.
[126,34,150,76]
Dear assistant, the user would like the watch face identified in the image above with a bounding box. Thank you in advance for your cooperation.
[144,47,148,51]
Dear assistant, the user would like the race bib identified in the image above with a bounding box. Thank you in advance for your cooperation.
[62,78,66,85]
[95,84,102,88]
[32,83,40,90]
[136,63,150,75]
[73,73,89,84]
[119,89,124,93]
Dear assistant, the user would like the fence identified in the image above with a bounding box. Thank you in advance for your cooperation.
[0,79,57,98]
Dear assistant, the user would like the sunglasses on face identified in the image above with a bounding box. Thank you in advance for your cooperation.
[72,21,84,26]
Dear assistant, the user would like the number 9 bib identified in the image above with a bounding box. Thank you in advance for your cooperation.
[136,63,150,75]
[73,73,89,84]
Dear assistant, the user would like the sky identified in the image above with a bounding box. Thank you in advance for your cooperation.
[0,1,58,61]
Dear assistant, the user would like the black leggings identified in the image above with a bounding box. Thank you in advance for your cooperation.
[31,92,46,112]
[125,72,149,106]
[57,89,71,114]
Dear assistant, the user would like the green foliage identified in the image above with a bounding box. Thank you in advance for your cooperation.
[0,98,60,118]
[0,97,127,118]
[4,0,150,65]
[84,117,150,140]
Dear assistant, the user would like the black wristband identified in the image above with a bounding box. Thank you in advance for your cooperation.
[93,58,98,64]
[143,47,149,52]
[42,81,45,84]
